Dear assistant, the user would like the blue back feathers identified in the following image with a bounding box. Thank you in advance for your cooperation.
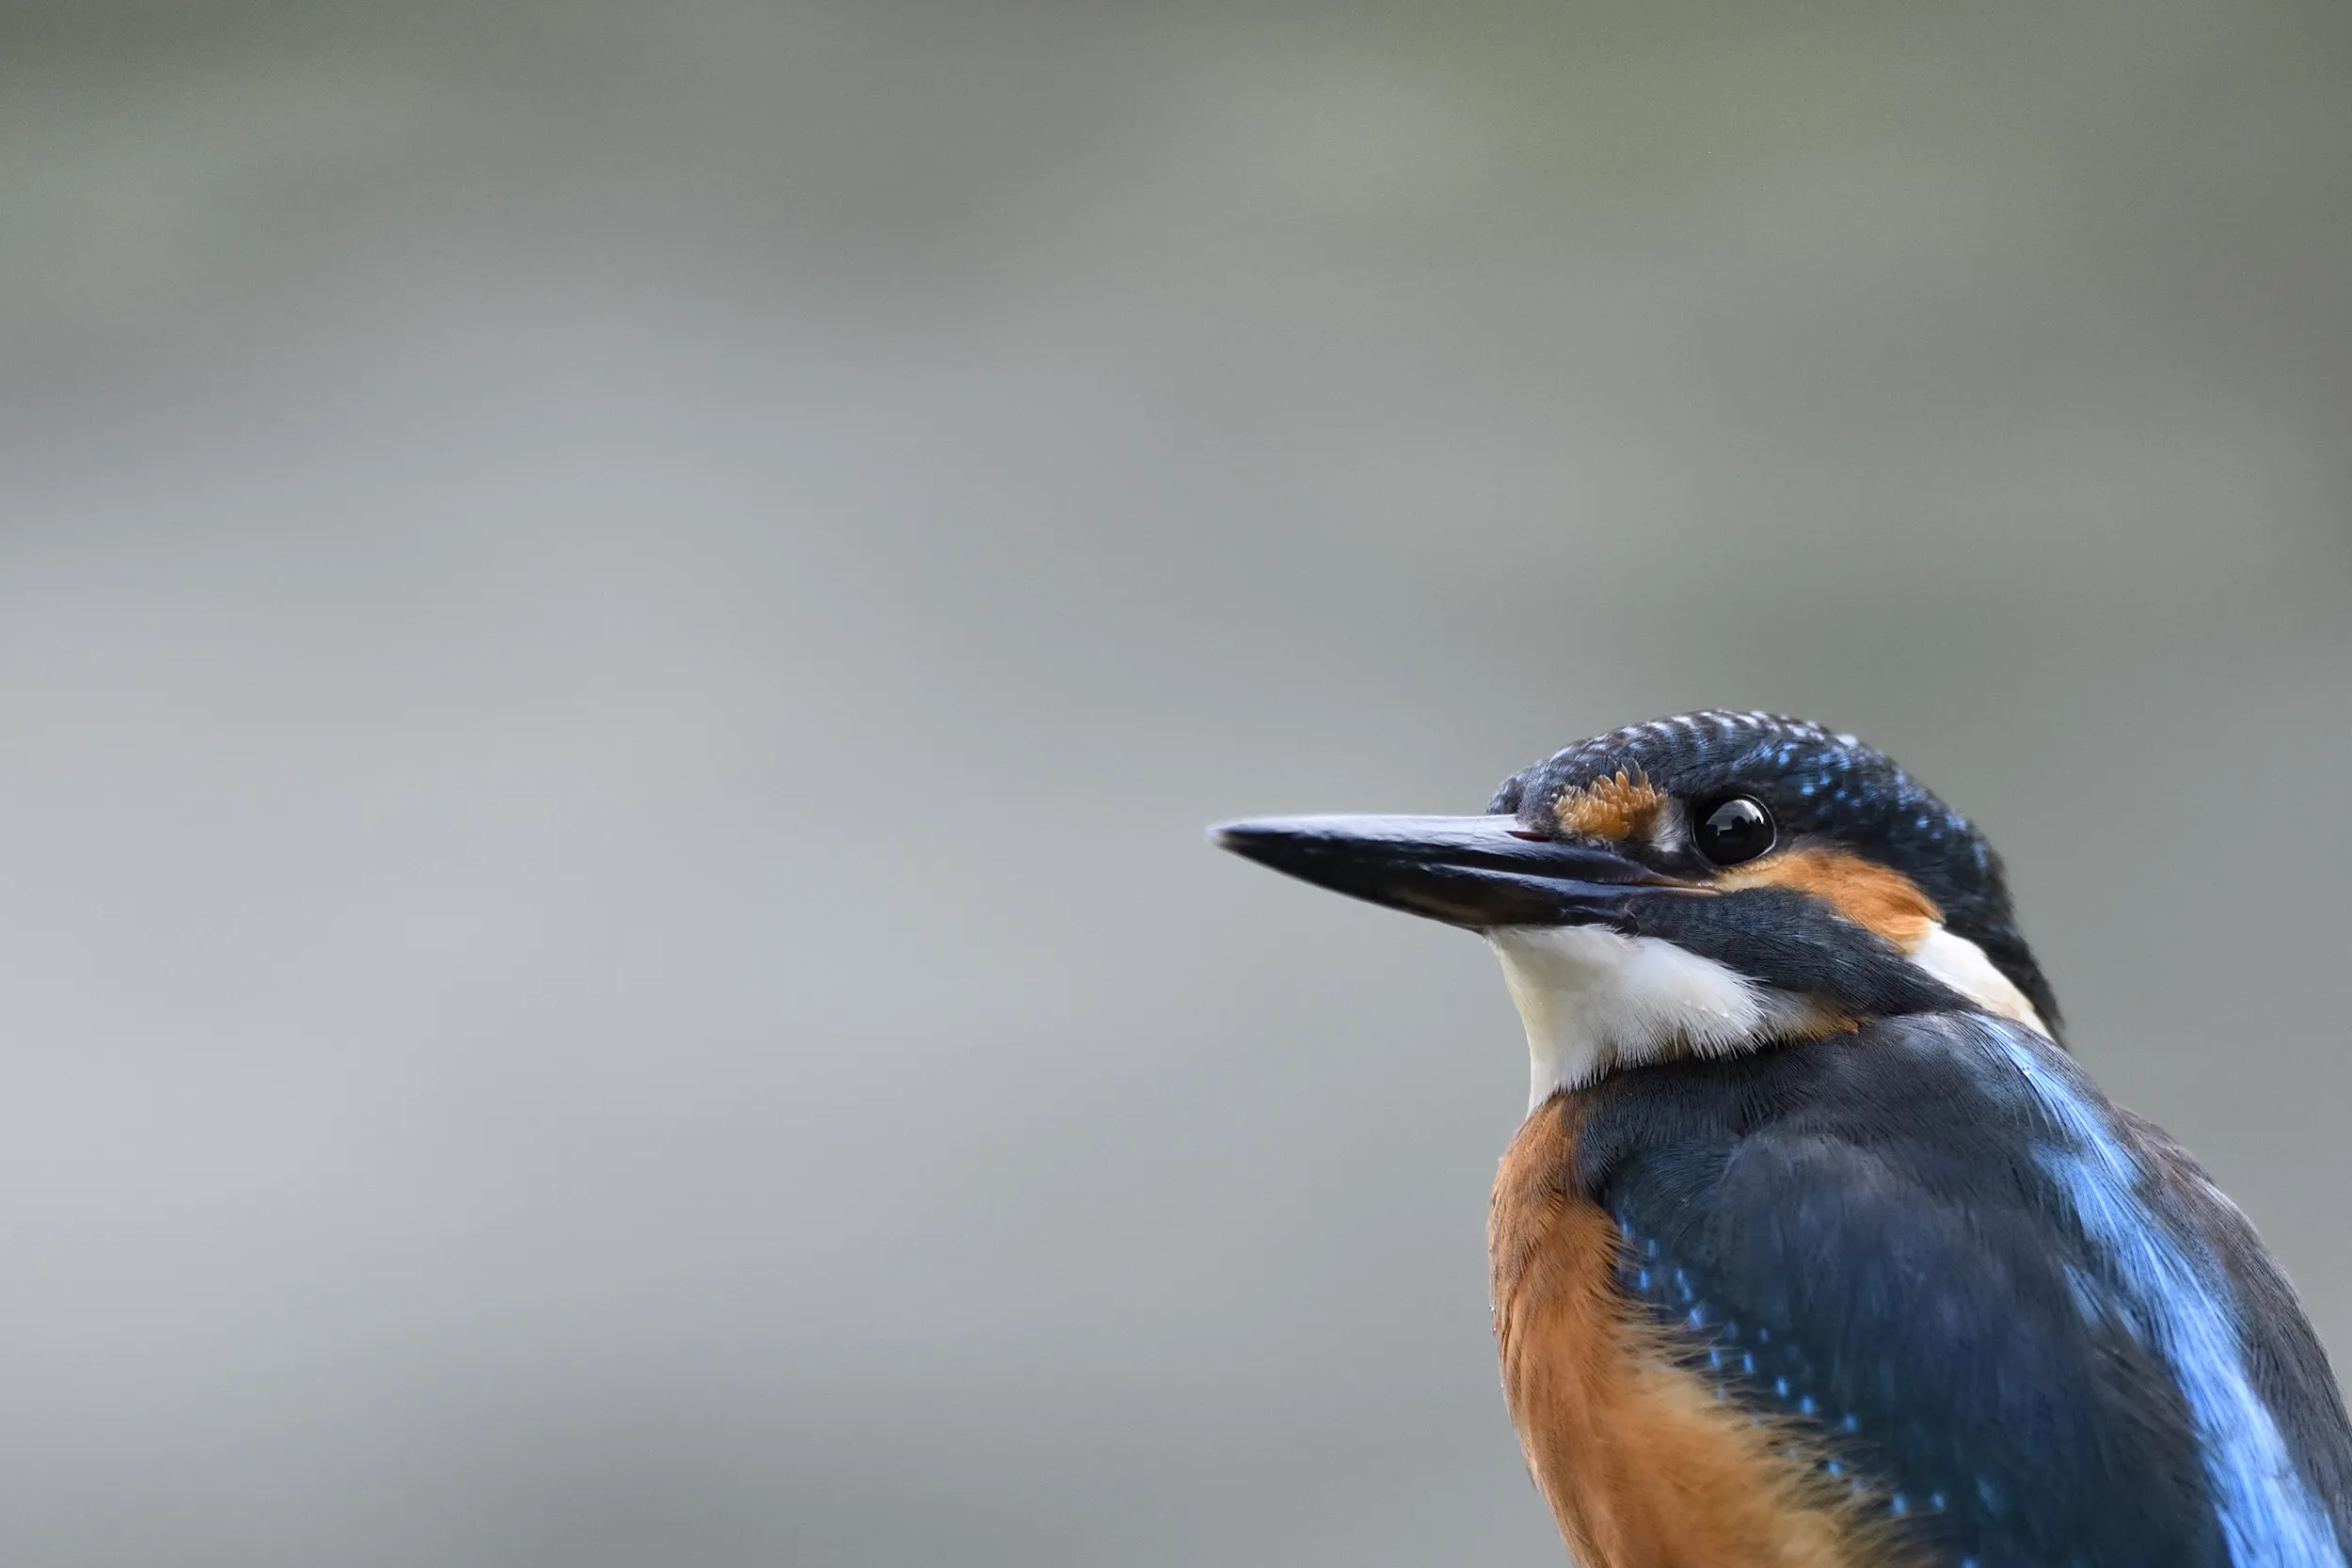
[1572,1014,2352,1568]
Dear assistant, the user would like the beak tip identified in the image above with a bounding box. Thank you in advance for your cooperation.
[1207,820,1282,866]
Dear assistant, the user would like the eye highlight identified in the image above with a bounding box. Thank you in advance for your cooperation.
[1694,796,1774,866]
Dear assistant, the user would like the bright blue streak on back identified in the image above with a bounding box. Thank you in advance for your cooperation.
[1989,1024,2344,1568]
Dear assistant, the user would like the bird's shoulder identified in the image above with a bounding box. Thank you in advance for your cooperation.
[1549,1012,2347,1568]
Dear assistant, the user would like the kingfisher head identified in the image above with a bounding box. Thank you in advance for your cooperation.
[1216,710,2057,1104]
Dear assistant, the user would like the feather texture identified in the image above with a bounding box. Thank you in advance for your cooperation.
[1495,1014,2352,1568]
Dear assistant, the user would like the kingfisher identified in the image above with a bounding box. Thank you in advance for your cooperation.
[1214,710,2352,1568]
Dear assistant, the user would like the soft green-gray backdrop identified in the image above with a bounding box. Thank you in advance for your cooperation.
[4,2,2348,1563]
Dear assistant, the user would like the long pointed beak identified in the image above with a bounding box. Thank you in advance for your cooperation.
[1210,814,1695,930]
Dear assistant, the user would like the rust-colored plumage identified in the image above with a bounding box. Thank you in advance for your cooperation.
[1553,769,1668,844]
[1717,847,1942,952]
[1489,1097,1899,1568]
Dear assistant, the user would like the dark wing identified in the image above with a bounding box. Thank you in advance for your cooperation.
[1575,1014,2284,1568]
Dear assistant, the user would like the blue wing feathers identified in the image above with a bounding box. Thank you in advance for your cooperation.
[1575,1016,2349,1568]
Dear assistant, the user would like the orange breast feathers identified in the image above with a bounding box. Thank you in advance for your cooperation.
[1488,1100,1903,1568]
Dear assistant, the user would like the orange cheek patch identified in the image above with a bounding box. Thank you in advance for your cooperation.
[1554,770,1667,842]
[1717,848,1942,951]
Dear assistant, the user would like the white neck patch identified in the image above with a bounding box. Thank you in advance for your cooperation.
[1487,921,2049,1110]
[1908,925,2049,1035]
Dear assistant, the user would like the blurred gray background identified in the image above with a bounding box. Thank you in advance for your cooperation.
[2,2,2348,1563]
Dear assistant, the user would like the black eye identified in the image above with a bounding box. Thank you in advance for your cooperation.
[1694,796,1774,865]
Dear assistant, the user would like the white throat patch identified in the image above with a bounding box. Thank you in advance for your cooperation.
[1487,926,1834,1109]
[1487,922,2050,1110]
